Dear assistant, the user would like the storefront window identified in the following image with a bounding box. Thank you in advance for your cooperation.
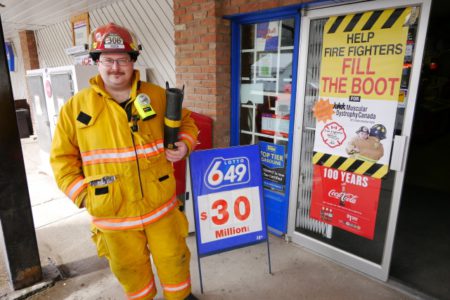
[239,19,294,196]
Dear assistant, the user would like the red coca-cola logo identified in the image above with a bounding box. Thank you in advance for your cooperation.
[328,189,358,204]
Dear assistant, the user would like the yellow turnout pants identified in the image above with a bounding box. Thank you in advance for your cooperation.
[91,208,191,300]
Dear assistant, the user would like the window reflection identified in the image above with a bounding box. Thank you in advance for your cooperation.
[239,19,294,196]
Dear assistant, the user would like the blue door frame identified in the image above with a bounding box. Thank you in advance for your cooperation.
[227,6,302,235]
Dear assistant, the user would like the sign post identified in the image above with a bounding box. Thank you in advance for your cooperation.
[189,145,271,293]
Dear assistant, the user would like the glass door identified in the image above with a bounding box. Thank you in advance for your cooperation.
[235,17,298,235]
[27,75,52,153]
[49,72,74,136]
[288,0,431,280]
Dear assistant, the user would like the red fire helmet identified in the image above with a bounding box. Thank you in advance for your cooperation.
[89,23,141,57]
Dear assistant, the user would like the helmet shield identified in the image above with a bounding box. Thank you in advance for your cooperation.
[89,23,140,58]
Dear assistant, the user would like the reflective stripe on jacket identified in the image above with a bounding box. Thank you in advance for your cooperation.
[50,70,198,231]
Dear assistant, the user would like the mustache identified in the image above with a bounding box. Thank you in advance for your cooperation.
[108,71,125,75]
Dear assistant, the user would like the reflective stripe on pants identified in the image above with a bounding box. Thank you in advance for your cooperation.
[92,208,191,300]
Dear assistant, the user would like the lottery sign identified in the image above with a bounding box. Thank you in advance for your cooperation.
[190,145,267,256]
[204,157,251,190]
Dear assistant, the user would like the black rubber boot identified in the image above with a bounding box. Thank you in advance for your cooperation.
[184,293,199,300]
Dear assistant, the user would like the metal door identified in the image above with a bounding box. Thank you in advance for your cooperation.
[27,75,52,152]
[49,72,74,134]
[288,0,431,280]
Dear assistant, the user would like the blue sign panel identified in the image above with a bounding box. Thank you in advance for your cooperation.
[259,141,286,194]
[190,144,267,256]
[5,42,15,72]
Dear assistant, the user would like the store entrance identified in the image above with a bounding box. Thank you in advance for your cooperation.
[390,0,450,298]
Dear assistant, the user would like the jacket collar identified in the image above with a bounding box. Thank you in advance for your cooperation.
[77,70,141,128]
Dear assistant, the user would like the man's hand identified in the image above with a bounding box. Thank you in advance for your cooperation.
[165,141,187,162]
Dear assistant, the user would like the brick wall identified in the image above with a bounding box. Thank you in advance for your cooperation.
[19,30,39,71]
[174,0,308,147]
[19,30,40,135]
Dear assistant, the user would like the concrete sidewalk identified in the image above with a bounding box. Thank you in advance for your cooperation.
[0,138,423,300]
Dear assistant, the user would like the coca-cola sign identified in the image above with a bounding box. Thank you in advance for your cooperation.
[328,189,358,205]
[310,165,381,240]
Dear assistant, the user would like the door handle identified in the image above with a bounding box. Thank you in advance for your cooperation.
[390,135,408,172]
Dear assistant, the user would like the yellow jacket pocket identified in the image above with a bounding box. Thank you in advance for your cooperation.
[85,174,122,217]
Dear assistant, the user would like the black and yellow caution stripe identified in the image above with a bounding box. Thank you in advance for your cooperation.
[326,7,408,34]
[313,151,388,179]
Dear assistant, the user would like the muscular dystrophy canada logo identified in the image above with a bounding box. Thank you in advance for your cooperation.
[204,157,251,190]
[334,102,377,121]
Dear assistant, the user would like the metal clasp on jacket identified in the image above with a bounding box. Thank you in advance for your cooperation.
[131,115,139,132]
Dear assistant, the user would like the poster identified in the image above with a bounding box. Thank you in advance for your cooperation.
[258,53,273,77]
[310,8,412,238]
[310,165,381,239]
[73,20,88,46]
[256,21,279,51]
[240,83,264,104]
[259,142,286,194]
[261,113,289,137]
[190,145,267,256]
[313,8,411,168]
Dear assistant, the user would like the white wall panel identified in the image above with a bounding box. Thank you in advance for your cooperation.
[33,0,175,87]
[35,21,73,68]
[9,36,27,100]
[8,0,174,102]
[89,0,175,86]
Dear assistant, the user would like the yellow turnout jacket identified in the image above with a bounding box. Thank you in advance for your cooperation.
[50,70,198,231]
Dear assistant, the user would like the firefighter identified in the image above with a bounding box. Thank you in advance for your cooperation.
[50,23,198,300]
[345,125,385,162]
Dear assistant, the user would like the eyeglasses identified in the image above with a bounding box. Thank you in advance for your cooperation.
[98,58,132,66]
